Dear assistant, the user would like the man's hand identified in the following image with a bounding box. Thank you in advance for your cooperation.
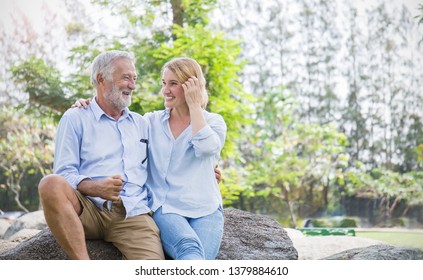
[215,164,222,184]
[99,175,124,201]
[78,175,124,201]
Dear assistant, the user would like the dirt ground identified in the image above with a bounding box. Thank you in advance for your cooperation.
[284,228,385,260]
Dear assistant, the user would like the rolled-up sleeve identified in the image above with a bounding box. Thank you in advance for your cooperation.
[190,114,226,158]
[53,112,88,189]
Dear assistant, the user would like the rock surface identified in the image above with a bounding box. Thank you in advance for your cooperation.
[324,244,423,260]
[2,211,46,240]
[0,219,10,239]
[216,208,298,260]
[2,208,422,260]
[0,228,121,260]
[0,208,298,260]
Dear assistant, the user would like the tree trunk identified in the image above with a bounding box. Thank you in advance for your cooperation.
[11,184,29,213]
[282,184,297,228]
[171,0,183,27]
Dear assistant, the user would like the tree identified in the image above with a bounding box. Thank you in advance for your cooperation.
[215,0,298,97]
[340,2,369,163]
[295,0,342,124]
[0,1,81,108]
[361,3,423,171]
[217,0,423,169]
[3,0,423,221]
[131,23,253,158]
[244,90,349,227]
[6,0,252,208]
[11,0,252,159]
[0,107,55,212]
[418,3,423,43]
[343,166,423,224]
[10,57,77,120]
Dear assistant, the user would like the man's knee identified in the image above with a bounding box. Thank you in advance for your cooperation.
[39,174,60,194]
[38,174,71,202]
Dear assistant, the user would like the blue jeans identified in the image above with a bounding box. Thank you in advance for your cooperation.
[152,206,224,260]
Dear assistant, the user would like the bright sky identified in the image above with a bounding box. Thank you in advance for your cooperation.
[0,0,421,35]
[0,0,64,33]
[0,0,120,35]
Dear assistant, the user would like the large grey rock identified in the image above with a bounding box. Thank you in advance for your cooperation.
[0,219,10,238]
[0,240,19,254]
[6,229,43,242]
[216,208,298,260]
[0,208,297,260]
[3,211,46,240]
[0,228,121,260]
[324,244,423,260]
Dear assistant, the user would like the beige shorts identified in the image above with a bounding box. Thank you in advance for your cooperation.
[75,190,164,260]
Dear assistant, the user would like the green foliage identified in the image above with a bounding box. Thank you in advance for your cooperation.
[4,0,423,219]
[276,216,299,228]
[78,2,255,159]
[309,219,331,228]
[343,166,423,222]
[6,0,252,209]
[10,57,72,120]
[0,107,55,211]
[91,0,218,30]
[416,144,423,164]
[138,24,254,158]
[219,166,253,207]
[338,218,358,228]
[308,217,358,228]
[387,218,405,227]
[181,0,218,26]
[10,1,252,160]
[245,89,350,224]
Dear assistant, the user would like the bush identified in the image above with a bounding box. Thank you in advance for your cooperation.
[310,218,331,227]
[303,216,358,228]
[387,218,405,228]
[338,218,358,228]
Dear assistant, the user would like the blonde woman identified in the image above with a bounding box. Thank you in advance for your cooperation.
[145,57,226,259]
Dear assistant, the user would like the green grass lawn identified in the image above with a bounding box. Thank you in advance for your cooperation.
[356,230,423,250]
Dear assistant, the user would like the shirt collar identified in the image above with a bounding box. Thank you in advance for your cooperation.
[91,97,132,122]
[161,108,171,122]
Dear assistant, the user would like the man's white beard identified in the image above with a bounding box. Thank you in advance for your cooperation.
[104,81,131,111]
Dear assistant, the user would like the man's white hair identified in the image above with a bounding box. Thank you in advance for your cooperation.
[90,50,135,89]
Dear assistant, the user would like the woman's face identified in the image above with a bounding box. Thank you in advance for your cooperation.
[161,68,186,109]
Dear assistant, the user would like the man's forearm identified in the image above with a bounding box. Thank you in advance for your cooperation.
[77,179,101,197]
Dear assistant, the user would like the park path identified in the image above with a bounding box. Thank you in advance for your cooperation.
[286,227,423,260]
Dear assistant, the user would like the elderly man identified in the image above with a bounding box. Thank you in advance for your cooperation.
[38,50,164,260]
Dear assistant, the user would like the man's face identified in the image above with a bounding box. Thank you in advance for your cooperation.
[103,58,137,111]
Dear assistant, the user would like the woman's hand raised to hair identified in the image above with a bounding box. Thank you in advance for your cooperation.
[182,76,204,109]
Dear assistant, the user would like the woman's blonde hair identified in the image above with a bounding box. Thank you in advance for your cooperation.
[161,57,209,109]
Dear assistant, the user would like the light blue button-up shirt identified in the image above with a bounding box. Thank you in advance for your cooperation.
[53,97,150,217]
[145,109,226,218]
